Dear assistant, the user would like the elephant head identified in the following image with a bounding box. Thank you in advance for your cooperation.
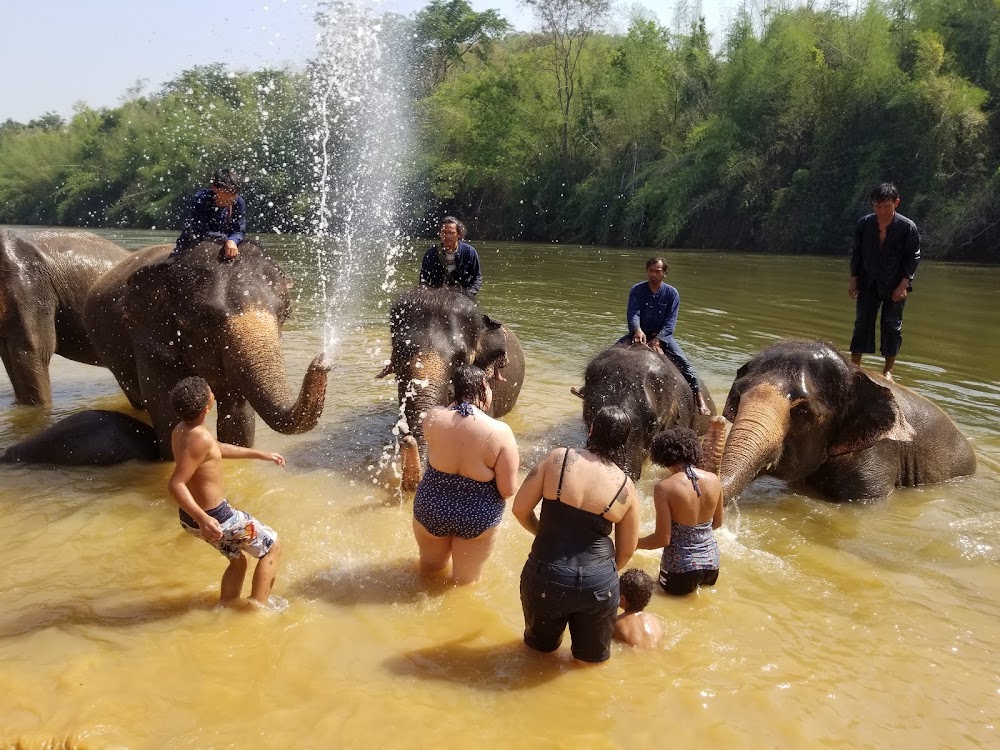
[376,286,524,488]
[718,340,974,502]
[85,240,329,459]
[0,228,127,406]
[580,345,714,480]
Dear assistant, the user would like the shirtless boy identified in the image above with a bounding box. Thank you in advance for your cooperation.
[613,569,664,649]
[167,376,285,606]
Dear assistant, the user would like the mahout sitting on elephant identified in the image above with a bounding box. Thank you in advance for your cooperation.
[719,339,976,502]
[0,227,127,406]
[575,345,717,481]
[376,286,524,490]
[78,239,329,461]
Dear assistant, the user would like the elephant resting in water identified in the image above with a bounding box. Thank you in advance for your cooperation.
[1,411,158,465]
[0,227,127,406]
[68,240,330,461]
[376,286,525,490]
[719,340,976,502]
[577,345,717,481]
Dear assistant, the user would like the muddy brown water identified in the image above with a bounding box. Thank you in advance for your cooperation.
[1,230,997,748]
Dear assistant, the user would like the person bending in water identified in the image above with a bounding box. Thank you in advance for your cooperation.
[167,376,285,607]
[513,405,640,664]
[412,365,519,584]
[614,569,664,649]
[638,427,723,595]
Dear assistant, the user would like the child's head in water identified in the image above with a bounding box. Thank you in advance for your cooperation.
[619,568,655,613]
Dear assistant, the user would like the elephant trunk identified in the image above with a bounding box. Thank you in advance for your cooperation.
[398,349,450,488]
[224,311,330,434]
[698,416,728,475]
[719,388,791,500]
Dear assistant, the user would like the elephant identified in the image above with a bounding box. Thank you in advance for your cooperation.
[81,239,330,460]
[719,340,977,502]
[0,227,128,405]
[376,286,525,489]
[576,345,717,480]
[1,410,158,465]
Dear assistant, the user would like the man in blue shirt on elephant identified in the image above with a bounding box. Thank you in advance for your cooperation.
[618,257,710,416]
[848,182,920,382]
[419,216,482,298]
[173,168,247,260]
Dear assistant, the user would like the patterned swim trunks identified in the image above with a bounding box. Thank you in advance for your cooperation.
[179,499,277,560]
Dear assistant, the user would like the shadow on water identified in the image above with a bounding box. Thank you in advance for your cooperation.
[382,633,567,691]
[0,591,216,638]
[291,558,452,606]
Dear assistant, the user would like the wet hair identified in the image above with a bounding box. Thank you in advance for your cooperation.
[619,568,655,612]
[440,215,467,240]
[870,182,899,203]
[586,405,632,469]
[453,365,488,408]
[171,376,211,421]
[650,426,702,467]
[212,168,243,194]
[645,256,668,272]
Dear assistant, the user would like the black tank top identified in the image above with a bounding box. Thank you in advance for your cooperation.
[530,448,627,567]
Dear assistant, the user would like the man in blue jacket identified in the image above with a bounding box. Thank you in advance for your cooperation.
[619,257,710,416]
[848,183,920,382]
[173,168,247,259]
[419,216,482,298]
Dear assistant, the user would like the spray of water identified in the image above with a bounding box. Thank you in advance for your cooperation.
[309,0,414,490]
[309,0,412,358]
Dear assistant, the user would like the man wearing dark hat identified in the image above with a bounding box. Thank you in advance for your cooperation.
[173,168,247,259]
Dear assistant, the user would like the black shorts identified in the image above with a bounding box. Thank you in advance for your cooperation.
[659,567,719,595]
[520,556,619,663]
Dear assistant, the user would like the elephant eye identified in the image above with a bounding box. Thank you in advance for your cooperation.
[790,401,812,420]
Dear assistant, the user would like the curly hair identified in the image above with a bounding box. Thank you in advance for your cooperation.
[170,376,211,421]
[650,426,702,467]
[619,568,655,612]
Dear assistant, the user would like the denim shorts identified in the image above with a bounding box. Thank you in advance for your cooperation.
[519,556,619,663]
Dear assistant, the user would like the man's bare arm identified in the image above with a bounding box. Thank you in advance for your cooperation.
[218,443,286,466]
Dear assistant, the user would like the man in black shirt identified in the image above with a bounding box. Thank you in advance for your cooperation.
[848,183,920,381]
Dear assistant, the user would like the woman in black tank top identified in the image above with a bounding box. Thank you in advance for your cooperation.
[512,406,640,664]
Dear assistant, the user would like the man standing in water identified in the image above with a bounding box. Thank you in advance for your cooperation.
[419,216,483,298]
[173,168,247,259]
[848,183,920,381]
[620,257,710,416]
[167,376,284,607]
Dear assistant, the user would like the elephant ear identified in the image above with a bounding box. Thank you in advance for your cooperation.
[474,316,509,377]
[828,371,915,457]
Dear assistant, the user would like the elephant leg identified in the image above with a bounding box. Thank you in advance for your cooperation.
[135,353,189,459]
[1,327,56,406]
[217,394,255,448]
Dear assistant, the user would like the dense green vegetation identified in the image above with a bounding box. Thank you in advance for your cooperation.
[2,0,999,260]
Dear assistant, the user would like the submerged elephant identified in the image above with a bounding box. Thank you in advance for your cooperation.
[1,411,158,465]
[0,227,128,405]
[80,240,329,460]
[576,345,716,480]
[376,286,524,489]
[719,340,976,502]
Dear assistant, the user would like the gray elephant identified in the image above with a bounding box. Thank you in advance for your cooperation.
[0,227,127,405]
[719,340,976,502]
[80,240,329,460]
[376,286,524,489]
[1,411,158,465]
[576,345,716,480]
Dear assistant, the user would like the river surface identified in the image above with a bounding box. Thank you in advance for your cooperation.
[1,230,998,749]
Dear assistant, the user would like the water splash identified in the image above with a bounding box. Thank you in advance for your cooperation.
[309,0,412,359]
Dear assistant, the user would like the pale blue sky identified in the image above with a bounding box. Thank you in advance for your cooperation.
[0,0,734,122]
